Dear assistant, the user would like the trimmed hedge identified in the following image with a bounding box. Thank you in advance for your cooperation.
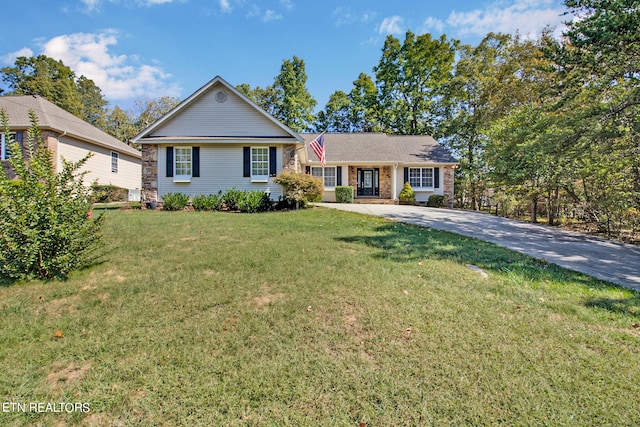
[427,194,446,208]
[92,184,128,203]
[335,186,354,203]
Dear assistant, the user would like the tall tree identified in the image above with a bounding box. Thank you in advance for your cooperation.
[133,96,181,131]
[272,56,317,132]
[374,31,457,135]
[1,55,107,126]
[315,90,352,132]
[348,73,380,132]
[104,105,137,145]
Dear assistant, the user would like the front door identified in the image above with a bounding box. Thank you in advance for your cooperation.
[357,168,379,197]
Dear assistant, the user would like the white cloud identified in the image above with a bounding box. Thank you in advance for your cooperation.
[39,31,180,102]
[262,9,282,22]
[379,16,404,35]
[333,7,376,26]
[280,0,293,11]
[219,0,232,13]
[1,48,34,65]
[422,16,445,34]
[446,0,566,39]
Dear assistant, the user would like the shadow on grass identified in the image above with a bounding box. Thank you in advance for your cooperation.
[337,221,614,287]
[584,295,640,317]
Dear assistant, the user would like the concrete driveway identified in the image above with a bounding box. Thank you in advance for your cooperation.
[316,203,640,292]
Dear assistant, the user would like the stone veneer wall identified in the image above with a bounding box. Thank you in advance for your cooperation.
[282,144,298,172]
[141,144,158,202]
[443,165,455,208]
[348,165,392,199]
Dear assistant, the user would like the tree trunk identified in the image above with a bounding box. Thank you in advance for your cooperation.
[531,196,538,224]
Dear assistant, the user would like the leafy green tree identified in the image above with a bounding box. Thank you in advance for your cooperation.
[0,110,104,282]
[315,90,351,132]
[374,31,457,135]
[133,96,181,131]
[272,56,317,132]
[104,105,137,145]
[348,73,380,132]
[1,55,107,127]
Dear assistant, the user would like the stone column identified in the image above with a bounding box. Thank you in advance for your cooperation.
[141,144,158,202]
[443,165,455,208]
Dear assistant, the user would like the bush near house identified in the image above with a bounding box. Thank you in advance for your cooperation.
[399,182,416,205]
[335,186,354,203]
[191,193,223,211]
[0,110,104,282]
[427,194,445,208]
[274,171,323,207]
[161,192,190,211]
[91,184,128,203]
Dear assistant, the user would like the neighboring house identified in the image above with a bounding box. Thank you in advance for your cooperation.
[303,133,457,206]
[132,76,305,203]
[133,75,456,206]
[0,95,141,192]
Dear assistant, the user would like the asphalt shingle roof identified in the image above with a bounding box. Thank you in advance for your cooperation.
[0,95,141,158]
[303,133,457,164]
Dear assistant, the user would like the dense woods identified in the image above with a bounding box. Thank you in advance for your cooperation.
[1,0,638,240]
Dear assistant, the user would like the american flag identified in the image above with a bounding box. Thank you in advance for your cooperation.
[309,134,326,167]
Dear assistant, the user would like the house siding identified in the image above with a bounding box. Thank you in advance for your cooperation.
[151,87,292,138]
[57,135,141,190]
[394,165,446,203]
[156,144,284,200]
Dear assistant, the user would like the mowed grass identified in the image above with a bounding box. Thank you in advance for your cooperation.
[1,207,639,426]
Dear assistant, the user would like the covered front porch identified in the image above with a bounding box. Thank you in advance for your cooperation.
[348,165,397,203]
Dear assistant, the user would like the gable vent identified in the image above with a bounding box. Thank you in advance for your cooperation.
[215,90,228,103]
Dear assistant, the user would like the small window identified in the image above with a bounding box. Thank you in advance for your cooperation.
[251,147,269,181]
[1,133,16,161]
[174,146,192,181]
[311,166,336,188]
[409,167,433,189]
[111,152,119,173]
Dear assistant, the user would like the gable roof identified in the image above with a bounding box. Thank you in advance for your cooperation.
[132,75,303,144]
[0,95,141,159]
[303,133,457,165]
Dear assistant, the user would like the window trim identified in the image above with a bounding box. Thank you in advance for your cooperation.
[311,166,337,188]
[173,146,193,182]
[110,151,119,173]
[408,167,434,189]
[250,146,269,182]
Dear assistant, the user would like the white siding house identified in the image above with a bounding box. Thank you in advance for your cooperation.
[133,76,304,204]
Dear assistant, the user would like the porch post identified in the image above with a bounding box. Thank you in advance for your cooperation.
[392,163,398,202]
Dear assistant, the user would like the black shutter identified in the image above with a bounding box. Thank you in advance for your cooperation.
[192,147,200,177]
[243,147,251,177]
[305,166,310,174]
[166,147,174,177]
[434,167,440,188]
[15,131,23,149]
[336,166,342,186]
[269,146,277,176]
[404,167,409,184]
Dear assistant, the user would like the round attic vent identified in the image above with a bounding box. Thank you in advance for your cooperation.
[215,90,228,103]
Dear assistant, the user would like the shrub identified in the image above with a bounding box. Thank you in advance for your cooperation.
[222,188,244,211]
[274,171,323,208]
[427,194,446,208]
[91,184,128,203]
[399,182,416,204]
[0,110,104,282]
[237,190,272,213]
[192,193,223,211]
[335,186,354,203]
[162,192,190,211]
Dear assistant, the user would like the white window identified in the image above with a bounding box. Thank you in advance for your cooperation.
[111,151,119,173]
[409,167,434,189]
[251,147,269,181]
[174,146,192,181]
[311,166,337,188]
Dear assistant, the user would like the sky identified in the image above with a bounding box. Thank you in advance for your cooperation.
[0,0,570,112]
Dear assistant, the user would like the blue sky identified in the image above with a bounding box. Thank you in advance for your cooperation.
[0,0,569,111]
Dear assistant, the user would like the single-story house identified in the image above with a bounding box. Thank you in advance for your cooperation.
[132,76,305,203]
[133,75,456,206]
[0,95,142,192]
[302,133,456,205]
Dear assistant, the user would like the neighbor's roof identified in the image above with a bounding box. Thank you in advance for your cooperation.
[303,133,457,164]
[0,95,141,159]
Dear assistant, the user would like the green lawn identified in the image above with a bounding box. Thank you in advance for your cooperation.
[1,208,639,426]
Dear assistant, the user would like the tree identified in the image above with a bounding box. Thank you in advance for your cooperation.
[315,90,352,132]
[1,55,107,127]
[374,31,457,135]
[133,96,181,131]
[348,73,380,132]
[104,105,137,145]
[0,110,104,281]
